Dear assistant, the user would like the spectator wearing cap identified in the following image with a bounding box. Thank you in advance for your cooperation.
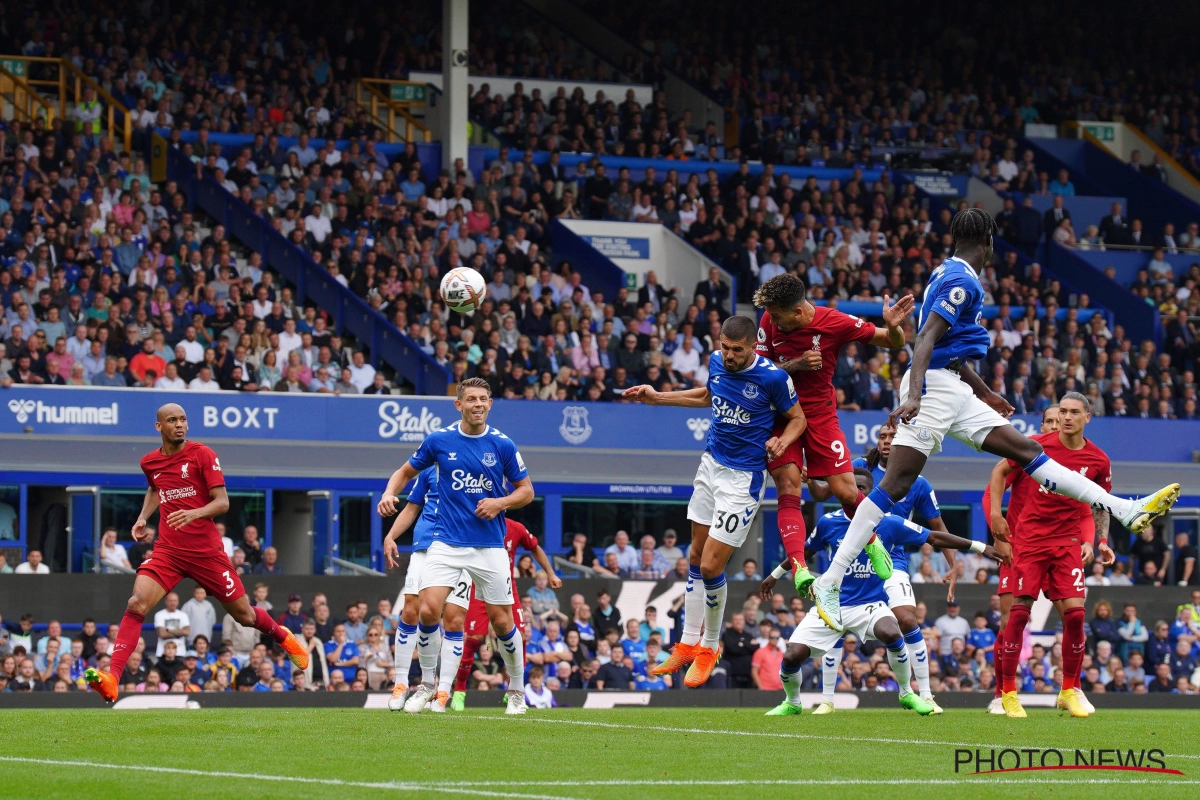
[655,530,685,563]
[278,594,308,633]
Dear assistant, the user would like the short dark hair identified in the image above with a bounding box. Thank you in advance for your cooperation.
[853,467,875,492]
[753,273,807,309]
[720,315,757,342]
[950,208,996,248]
[456,376,491,399]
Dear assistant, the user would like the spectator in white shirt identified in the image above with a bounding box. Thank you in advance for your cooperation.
[304,204,332,244]
[188,365,221,392]
[154,592,190,657]
[14,550,50,574]
[346,351,376,392]
[524,665,556,708]
[934,601,971,657]
[99,528,131,573]
[66,324,91,362]
[154,362,188,390]
[178,326,205,362]
[670,336,701,383]
[181,586,217,646]
[277,318,302,356]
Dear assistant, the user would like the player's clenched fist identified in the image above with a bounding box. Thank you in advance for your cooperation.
[789,351,823,371]
[377,494,399,517]
[765,436,787,461]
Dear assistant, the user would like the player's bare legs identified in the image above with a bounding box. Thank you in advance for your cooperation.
[86,574,168,701]
[655,522,710,676]
[221,593,308,670]
[483,601,527,714]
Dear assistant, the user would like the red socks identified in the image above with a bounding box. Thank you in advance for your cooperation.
[253,605,290,645]
[777,494,807,568]
[455,636,483,692]
[1000,604,1030,694]
[108,610,145,677]
[1061,606,1086,691]
[992,640,1004,698]
[842,490,867,519]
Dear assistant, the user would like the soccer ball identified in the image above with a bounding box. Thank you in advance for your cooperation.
[439,267,487,313]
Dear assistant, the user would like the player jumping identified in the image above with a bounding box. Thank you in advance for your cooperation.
[754,273,913,594]
[450,518,556,711]
[623,315,806,686]
[810,208,1179,633]
[991,393,1114,718]
[381,467,472,712]
[85,404,308,701]
[377,377,534,715]
[766,468,1000,716]
[795,422,956,713]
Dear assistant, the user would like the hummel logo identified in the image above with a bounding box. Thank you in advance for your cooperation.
[448,452,457,460]
[705,594,719,608]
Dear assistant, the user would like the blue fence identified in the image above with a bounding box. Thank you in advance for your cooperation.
[166,148,450,395]
[3,386,1198,463]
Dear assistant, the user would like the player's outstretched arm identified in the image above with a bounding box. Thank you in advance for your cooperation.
[759,559,793,600]
[475,477,535,520]
[383,502,422,568]
[926,515,962,602]
[622,384,710,408]
[986,459,1015,562]
[132,487,160,541]
[868,293,914,348]
[378,464,419,516]
[166,486,229,531]
[889,313,950,427]
[925,529,1004,564]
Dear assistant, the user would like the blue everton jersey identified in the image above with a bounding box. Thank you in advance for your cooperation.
[407,423,529,548]
[705,353,797,471]
[851,458,940,526]
[811,512,931,605]
[407,468,439,552]
[918,256,991,369]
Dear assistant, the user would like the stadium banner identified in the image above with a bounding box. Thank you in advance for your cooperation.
[2,688,1199,710]
[896,171,970,197]
[1,387,1198,463]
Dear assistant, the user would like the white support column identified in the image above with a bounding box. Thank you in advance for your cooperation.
[441,0,469,172]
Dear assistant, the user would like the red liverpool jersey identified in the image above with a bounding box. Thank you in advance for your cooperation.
[503,519,539,573]
[1009,432,1111,551]
[756,307,875,414]
[140,441,226,553]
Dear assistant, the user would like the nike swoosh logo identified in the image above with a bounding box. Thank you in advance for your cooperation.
[773,341,787,347]
[834,460,847,467]
[153,473,162,479]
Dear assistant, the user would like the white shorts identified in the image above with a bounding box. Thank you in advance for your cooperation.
[418,541,513,605]
[789,600,896,655]
[884,570,916,609]
[687,451,767,548]
[404,549,471,609]
[891,367,1009,456]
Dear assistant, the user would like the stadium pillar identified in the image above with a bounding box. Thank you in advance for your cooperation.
[441,0,469,172]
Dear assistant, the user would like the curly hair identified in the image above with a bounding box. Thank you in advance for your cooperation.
[752,273,807,309]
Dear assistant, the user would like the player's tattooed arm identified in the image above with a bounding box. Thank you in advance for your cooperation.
[1091,506,1115,567]
[889,313,949,427]
[868,293,915,349]
[622,384,711,407]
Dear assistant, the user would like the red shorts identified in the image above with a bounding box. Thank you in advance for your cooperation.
[1011,543,1084,601]
[768,412,853,478]
[138,546,246,603]
[464,598,527,638]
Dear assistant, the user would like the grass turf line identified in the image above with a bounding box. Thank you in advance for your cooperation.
[1,708,1197,800]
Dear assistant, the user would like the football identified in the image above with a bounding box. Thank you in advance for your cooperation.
[439,267,487,313]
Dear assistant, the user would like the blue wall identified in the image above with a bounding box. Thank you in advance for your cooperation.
[1066,248,1200,288]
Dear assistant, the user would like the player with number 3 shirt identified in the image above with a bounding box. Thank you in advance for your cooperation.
[85,404,309,703]
[753,273,914,592]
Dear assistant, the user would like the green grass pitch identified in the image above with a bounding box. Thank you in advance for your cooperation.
[2,708,1198,799]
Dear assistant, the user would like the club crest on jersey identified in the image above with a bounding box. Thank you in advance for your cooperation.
[482,452,497,467]
[742,383,760,400]
[711,396,752,425]
[558,405,593,445]
[810,334,822,351]
[181,463,189,478]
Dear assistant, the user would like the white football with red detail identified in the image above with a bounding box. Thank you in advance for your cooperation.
[439,267,487,313]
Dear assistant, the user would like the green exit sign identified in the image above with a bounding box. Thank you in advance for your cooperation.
[390,83,427,102]
[624,273,637,290]
[1083,123,1115,142]
[0,59,26,77]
